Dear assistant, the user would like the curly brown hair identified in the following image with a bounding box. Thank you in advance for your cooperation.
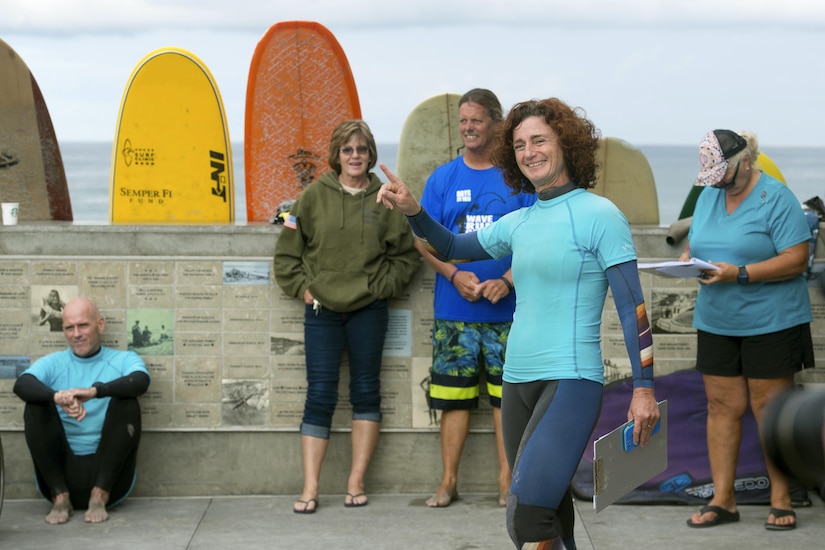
[491,98,601,194]
[327,120,378,174]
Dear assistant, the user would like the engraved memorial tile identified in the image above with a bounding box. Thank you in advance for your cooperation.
[140,379,172,403]
[271,355,306,379]
[270,304,304,332]
[222,308,269,332]
[140,403,174,428]
[380,357,410,381]
[270,379,308,403]
[143,356,174,379]
[33,333,71,354]
[223,356,269,379]
[223,283,272,309]
[176,332,222,356]
[129,262,174,285]
[80,261,127,306]
[0,262,29,284]
[271,401,303,427]
[0,311,30,353]
[177,262,222,285]
[129,285,175,308]
[175,357,221,402]
[174,404,221,427]
[175,286,222,309]
[176,309,221,332]
[0,286,29,309]
[654,334,698,360]
[30,261,78,285]
[224,331,270,356]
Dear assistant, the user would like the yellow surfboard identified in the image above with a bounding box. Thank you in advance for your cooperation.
[110,48,233,223]
[592,137,660,225]
[396,93,462,200]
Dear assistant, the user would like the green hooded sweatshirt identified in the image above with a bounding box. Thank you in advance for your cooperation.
[273,171,420,313]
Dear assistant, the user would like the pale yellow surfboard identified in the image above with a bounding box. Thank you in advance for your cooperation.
[592,137,660,225]
[110,47,233,223]
[396,93,462,200]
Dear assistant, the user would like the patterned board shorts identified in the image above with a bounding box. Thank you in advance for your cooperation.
[428,319,510,410]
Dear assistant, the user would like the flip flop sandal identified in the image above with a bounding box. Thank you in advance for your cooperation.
[293,498,319,514]
[344,492,369,508]
[765,507,796,531]
[686,505,740,528]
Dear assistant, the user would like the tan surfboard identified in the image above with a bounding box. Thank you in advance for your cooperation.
[396,93,462,200]
[0,38,72,221]
[592,137,660,225]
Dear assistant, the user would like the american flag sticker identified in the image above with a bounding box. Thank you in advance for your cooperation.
[284,214,297,229]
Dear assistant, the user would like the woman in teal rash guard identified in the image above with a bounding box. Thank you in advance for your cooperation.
[377,98,659,550]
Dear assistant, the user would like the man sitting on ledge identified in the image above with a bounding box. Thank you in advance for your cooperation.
[13,297,150,524]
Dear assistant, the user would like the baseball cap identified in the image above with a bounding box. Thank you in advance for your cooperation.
[694,129,748,187]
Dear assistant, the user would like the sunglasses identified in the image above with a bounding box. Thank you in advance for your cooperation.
[340,146,369,156]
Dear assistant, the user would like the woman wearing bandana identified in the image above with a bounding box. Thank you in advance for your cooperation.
[683,130,814,531]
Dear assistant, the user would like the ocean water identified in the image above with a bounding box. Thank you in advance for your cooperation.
[60,142,825,225]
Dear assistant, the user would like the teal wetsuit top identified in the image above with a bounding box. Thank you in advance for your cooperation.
[477,188,637,384]
[22,346,149,455]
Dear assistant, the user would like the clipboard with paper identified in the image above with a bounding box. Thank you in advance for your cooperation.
[637,259,718,278]
[592,400,668,512]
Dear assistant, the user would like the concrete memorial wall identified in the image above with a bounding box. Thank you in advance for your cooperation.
[0,223,822,497]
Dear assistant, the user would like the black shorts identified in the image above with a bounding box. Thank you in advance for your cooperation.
[696,324,814,379]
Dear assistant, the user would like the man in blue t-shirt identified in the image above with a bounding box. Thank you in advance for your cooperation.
[14,297,150,524]
[418,89,535,508]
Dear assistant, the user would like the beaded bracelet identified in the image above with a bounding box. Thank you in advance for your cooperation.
[499,276,513,292]
[449,269,460,284]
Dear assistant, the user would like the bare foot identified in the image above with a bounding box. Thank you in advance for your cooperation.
[45,493,73,525]
[426,486,458,508]
[84,487,110,523]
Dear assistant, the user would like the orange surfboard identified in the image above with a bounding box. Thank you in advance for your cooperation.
[0,38,72,221]
[244,21,361,222]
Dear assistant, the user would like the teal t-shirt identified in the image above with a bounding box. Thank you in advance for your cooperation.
[23,346,149,455]
[477,189,636,384]
[689,172,813,335]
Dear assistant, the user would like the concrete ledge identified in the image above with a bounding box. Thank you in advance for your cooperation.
[1,429,502,499]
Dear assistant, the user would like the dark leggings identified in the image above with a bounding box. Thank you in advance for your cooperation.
[502,379,603,549]
[23,397,142,510]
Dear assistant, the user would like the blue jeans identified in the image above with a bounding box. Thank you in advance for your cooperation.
[301,299,388,438]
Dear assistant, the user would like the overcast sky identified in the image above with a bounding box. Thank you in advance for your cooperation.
[2,0,824,147]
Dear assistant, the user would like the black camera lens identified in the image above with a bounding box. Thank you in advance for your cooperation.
[762,389,825,487]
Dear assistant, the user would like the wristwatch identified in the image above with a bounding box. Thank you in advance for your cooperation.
[737,265,749,285]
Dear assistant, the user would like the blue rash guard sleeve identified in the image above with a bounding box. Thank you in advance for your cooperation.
[605,260,655,389]
[407,208,492,261]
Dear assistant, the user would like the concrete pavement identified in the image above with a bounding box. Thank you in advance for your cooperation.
[1,491,823,549]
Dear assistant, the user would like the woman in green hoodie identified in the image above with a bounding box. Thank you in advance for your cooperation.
[274,120,420,513]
